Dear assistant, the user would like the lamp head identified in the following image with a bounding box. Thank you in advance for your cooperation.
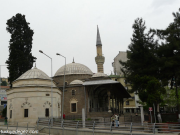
[39,50,43,53]
[56,53,60,56]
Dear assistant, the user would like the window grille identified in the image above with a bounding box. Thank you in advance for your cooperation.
[24,109,28,117]
[72,90,75,95]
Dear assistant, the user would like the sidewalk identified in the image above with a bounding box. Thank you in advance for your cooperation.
[39,125,180,135]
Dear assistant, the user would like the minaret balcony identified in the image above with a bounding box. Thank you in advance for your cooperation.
[95,56,105,64]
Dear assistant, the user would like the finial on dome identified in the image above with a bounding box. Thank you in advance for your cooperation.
[72,57,75,63]
[34,62,37,69]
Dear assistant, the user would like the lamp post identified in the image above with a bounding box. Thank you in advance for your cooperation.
[0,65,7,91]
[56,53,66,122]
[39,50,53,125]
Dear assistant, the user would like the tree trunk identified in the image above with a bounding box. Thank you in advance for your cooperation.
[175,76,180,118]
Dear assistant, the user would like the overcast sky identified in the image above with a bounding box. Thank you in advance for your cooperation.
[0,0,180,78]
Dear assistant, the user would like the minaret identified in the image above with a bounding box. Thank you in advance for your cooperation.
[95,26,105,73]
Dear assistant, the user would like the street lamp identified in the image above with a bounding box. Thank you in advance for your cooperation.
[56,53,66,122]
[39,50,53,125]
[0,65,7,91]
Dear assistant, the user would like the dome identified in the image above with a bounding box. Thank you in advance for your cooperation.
[16,67,51,80]
[55,63,93,76]
[92,72,108,78]
[70,80,83,85]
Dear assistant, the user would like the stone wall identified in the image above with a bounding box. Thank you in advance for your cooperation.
[7,86,61,126]
[62,85,88,116]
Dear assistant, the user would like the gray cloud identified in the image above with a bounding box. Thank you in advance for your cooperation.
[0,0,180,79]
[151,0,178,9]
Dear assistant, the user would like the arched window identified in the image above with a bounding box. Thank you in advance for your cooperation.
[72,90,75,95]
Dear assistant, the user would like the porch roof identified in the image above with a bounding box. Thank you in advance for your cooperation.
[83,79,131,98]
[83,79,119,85]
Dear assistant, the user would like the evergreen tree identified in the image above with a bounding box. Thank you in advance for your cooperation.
[121,18,166,122]
[121,18,160,95]
[6,13,36,87]
[1,81,7,86]
[155,8,180,113]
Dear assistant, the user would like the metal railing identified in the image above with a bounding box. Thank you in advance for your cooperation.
[37,118,180,135]
[0,121,36,134]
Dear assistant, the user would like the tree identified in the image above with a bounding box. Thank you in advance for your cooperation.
[120,18,160,96]
[162,87,180,110]
[120,18,166,122]
[155,8,180,113]
[6,13,36,87]
[1,81,7,86]
[2,106,7,117]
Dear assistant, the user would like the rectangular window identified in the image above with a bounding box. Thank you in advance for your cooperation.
[72,90,75,95]
[45,108,49,117]
[24,109,28,117]
[71,103,76,112]
[10,110,12,118]
[126,101,129,105]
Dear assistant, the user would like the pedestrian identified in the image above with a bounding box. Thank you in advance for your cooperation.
[63,113,65,120]
[117,114,119,126]
[111,114,115,126]
[115,114,118,127]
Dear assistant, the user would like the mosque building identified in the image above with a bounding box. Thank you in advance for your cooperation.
[6,26,130,125]
[53,26,130,118]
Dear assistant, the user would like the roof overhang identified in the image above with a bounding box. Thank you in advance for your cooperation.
[83,79,131,98]
[83,79,119,85]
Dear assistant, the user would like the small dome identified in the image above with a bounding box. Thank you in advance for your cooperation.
[55,63,93,76]
[70,80,83,85]
[92,72,108,78]
[16,67,51,80]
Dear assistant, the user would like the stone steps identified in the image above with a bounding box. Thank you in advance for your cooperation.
[88,112,112,118]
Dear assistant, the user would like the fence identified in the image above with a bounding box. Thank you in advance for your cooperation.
[37,118,180,135]
[0,121,36,134]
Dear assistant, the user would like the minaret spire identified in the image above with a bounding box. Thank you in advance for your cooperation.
[95,26,105,73]
[96,25,102,45]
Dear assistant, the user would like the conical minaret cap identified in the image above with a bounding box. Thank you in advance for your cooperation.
[96,25,102,45]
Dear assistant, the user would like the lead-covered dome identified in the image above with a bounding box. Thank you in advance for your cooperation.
[92,72,108,78]
[16,67,51,80]
[55,63,93,76]
[70,80,83,85]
